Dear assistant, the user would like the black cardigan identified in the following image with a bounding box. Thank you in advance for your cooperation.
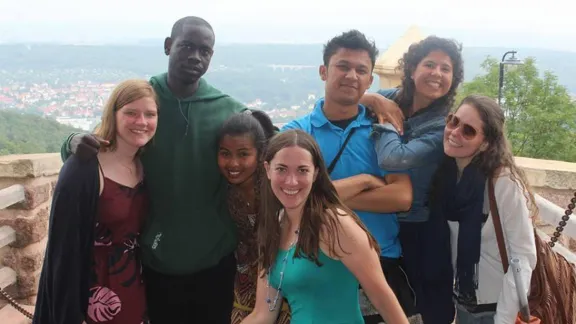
[33,155,100,324]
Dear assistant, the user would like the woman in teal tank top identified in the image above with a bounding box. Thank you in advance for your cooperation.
[241,130,409,324]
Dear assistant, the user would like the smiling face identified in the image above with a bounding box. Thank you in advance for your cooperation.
[264,145,318,213]
[114,96,158,149]
[412,50,453,102]
[444,103,487,167]
[320,48,374,106]
[218,134,259,186]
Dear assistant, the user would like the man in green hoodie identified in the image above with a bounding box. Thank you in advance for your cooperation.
[61,16,246,323]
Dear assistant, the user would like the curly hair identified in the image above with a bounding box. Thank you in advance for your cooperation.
[394,36,464,114]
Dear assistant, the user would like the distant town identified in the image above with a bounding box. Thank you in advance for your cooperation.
[0,77,320,130]
[2,42,576,131]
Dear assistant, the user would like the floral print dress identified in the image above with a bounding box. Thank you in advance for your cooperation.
[228,186,291,324]
[86,176,149,324]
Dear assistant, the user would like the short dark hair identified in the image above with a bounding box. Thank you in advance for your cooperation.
[170,16,213,39]
[322,30,379,70]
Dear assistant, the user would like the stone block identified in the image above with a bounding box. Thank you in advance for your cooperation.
[0,226,16,249]
[0,266,17,289]
[533,187,575,209]
[0,154,62,179]
[569,238,576,252]
[8,180,56,211]
[0,203,49,248]
[516,156,576,190]
[0,304,34,324]
[3,237,47,273]
[17,268,41,298]
[16,296,37,306]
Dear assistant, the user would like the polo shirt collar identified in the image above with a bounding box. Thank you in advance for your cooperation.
[310,98,373,128]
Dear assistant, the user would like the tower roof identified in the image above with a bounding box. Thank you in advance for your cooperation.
[375,25,426,73]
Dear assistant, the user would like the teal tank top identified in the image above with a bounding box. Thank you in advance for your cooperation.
[268,247,363,324]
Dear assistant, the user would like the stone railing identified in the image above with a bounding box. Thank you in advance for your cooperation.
[0,153,62,323]
[0,154,574,323]
[516,157,576,263]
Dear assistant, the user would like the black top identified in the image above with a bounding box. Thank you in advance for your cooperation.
[329,114,359,130]
[33,155,100,324]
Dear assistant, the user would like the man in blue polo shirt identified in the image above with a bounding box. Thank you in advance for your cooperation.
[281,30,417,323]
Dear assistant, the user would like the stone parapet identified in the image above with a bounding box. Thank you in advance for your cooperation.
[0,152,573,323]
[0,153,62,322]
[516,156,576,190]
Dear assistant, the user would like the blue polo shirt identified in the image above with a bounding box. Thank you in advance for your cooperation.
[281,99,401,258]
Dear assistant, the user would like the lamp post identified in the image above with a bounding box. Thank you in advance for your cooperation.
[498,50,523,106]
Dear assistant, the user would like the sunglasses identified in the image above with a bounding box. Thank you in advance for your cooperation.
[446,113,479,140]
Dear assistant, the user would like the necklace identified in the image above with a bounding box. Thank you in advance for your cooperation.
[113,152,136,175]
[266,228,299,312]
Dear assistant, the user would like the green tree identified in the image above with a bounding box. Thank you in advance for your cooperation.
[0,110,82,156]
[456,57,576,162]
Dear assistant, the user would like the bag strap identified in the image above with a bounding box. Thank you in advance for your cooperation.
[488,176,510,272]
[327,128,356,175]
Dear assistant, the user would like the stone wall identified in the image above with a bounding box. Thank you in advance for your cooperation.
[516,157,576,249]
[0,153,574,322]
[0,153,62,312]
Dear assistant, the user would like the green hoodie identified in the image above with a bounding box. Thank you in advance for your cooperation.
[141,74,246,274]
[62,74,246,275]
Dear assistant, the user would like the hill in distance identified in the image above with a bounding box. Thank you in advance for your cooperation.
[1,43,576,94]
[0,109,82,155]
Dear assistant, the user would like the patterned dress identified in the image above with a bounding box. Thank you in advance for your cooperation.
[229,186,291,324]
[86,176,149,324]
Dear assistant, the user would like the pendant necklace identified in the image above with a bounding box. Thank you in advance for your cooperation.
[266,228,299,312]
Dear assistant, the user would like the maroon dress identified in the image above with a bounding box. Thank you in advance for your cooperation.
[86,176,149,324]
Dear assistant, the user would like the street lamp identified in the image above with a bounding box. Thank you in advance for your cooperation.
[498,51,524,106]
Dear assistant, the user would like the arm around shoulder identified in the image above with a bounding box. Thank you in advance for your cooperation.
[60,132,81,162]
[374,123,444,171]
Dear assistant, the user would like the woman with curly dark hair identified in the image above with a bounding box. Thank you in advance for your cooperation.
[360,35,464,324]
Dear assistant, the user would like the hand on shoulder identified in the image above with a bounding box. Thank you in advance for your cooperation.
[70,133,109,160]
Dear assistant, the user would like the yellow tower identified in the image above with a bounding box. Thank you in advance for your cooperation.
[374,25,426,88]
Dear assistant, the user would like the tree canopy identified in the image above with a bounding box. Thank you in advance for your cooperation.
[0,110,80,155]
[456,57,576,162]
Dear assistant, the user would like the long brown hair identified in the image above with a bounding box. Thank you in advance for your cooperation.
[94,79,158,152]
[460,94,538,216]
[258,129,379,272]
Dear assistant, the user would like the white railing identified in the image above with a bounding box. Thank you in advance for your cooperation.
[0,185,25,211]
[534,194,576,264]
[0,184,23,291]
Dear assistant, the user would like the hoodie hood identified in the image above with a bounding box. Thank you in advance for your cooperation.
[150,73,229,102]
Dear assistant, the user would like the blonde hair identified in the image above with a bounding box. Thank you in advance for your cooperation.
[94,79,158,152]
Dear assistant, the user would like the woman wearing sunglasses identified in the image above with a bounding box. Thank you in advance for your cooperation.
[431,95,537,324]
[360,36,464,324]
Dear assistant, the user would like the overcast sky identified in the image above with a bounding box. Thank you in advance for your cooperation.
[1,0,574,51]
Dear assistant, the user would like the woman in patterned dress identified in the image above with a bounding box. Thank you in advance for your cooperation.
[217,110,291,324]
[33,79,158,324]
